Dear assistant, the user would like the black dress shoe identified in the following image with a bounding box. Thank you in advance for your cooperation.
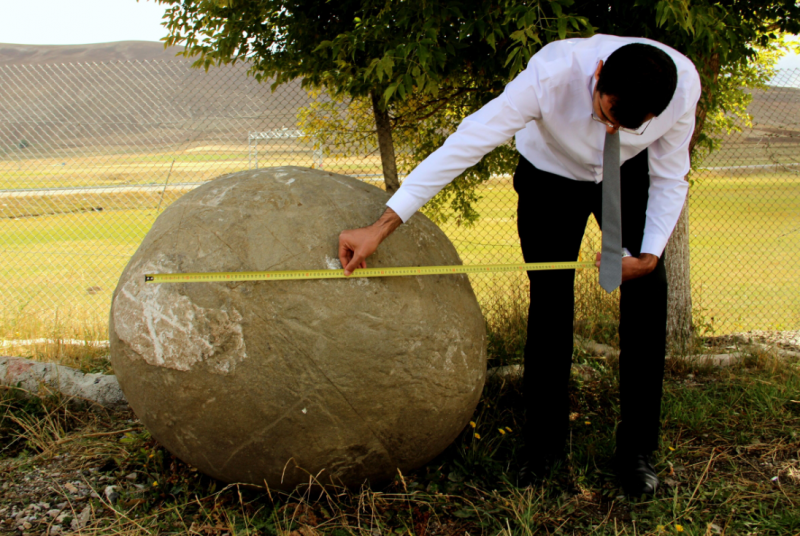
[615,453,659,497]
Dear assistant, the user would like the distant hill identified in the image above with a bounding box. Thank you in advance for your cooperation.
[0,41,185,66]
[0,42,315,154]
[0,42,796,161]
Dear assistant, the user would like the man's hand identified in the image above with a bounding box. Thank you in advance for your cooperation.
[339,208,403,276]
[595,252,658,283]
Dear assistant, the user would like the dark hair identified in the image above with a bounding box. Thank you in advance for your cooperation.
[596,43,678,129]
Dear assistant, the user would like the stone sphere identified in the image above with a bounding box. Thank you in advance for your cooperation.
[109,167,487,490]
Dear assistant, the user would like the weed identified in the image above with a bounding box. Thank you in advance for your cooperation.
[3,300,798,534]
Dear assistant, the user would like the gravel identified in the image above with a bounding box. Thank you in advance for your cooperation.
[731,330,800,351]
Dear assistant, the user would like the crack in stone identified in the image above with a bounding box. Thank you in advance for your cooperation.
[193,222,248,268]
[263,225,294,257]
[219,397,309,471]
[250,309,398,472]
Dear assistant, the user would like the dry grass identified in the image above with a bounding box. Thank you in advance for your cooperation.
[2,325,799,535]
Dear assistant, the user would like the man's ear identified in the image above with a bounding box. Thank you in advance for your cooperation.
[594,60,604,82]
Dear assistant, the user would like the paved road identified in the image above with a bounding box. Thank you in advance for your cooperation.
[702,162,800,170]
[0,182,205,198]
[0,174,391,198]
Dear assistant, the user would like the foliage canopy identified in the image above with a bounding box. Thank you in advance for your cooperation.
[159,0,800,224]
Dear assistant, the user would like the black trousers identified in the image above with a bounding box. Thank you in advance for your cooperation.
[513,149,668,456]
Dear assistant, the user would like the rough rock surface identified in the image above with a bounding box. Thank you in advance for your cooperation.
[0,356,126,409]
[109,167,487,490]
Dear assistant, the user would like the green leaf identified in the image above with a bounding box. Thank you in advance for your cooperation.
[383,83,397,103]
[312,40,333,53]
[381,54,394,79]
[504,47,519,67]
[364,58,380,79]
[417,45,429,65]
[558,17,567,40]
[404,72,413,91]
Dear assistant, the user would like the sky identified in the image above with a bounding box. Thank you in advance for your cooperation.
[2,0,800,72]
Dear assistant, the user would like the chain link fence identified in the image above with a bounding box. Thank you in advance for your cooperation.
[0,60,797,342]
[691,69,800,333]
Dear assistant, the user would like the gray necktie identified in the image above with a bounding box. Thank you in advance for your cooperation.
[599,130,622,293]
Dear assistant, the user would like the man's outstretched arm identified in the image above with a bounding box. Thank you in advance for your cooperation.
[338,207,403,276]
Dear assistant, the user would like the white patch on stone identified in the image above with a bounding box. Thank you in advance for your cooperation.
[301,408,307,414]
[325,256,342,270]
[285,178,295,185]
[443,344,456,372]
[326,177,354,190]
[112,257,247,373]
[202,184,236,207]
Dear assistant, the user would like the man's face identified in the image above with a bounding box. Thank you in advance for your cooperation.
[593,60,655,135]
[592,89,622,135]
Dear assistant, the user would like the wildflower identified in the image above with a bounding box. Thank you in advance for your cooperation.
[474,433,481,439]
[675,525,684,532]
[585,421,591,425]
[152,481,158,487]
[656,526,665,532]
[505,427,513,432]
[498,429,506,435]
[669,446,676,451]
[470,421,476,428]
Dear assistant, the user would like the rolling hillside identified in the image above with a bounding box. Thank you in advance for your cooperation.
[0,42,313,155]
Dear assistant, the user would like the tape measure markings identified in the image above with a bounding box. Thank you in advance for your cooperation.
[145,261,594,284]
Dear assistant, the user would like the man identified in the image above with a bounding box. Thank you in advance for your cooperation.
[338,34,701,496]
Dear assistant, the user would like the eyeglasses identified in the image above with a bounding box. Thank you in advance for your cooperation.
[591,112,652,136]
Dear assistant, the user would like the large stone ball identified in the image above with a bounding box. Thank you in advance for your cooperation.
[110,167,486,490]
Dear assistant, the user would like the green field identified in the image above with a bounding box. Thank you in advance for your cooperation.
[0,147,384,190]
[689,172,800,331]
[1,163,798,342]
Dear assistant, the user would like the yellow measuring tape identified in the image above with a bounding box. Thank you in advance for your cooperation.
[145,261,594,284]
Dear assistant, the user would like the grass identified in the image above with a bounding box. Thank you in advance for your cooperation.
[0,149,384,190]
[1,153,798,352]
[689,171,800,332]
[2,297,799,535]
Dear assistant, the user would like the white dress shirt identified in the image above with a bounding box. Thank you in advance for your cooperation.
[386,34,701,257]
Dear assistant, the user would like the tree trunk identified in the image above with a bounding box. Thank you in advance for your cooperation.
[665,198,692,351]
[370,91,400,193]
[664,52,720,350]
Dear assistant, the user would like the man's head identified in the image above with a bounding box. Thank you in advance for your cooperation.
[594,43,678,131]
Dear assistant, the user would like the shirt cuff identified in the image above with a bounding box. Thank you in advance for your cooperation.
[386,187,425,223]
[640,234,668,258]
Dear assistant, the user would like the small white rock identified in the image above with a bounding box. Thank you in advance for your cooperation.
[70,506,91,530]
[104,485,119,503]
